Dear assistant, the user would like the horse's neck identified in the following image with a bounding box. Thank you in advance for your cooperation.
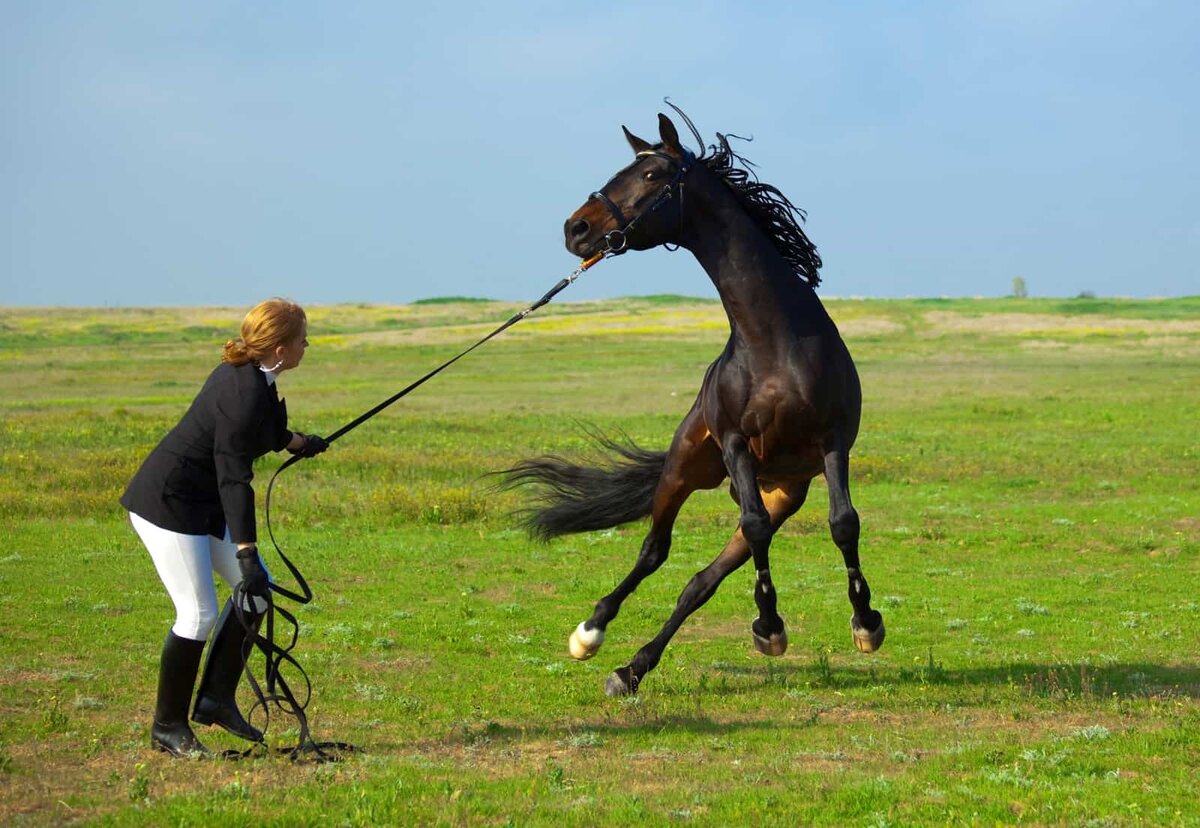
[682,187,826,347]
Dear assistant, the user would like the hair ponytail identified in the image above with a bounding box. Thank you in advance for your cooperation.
[221,299,307,366]
[222,337,253,366]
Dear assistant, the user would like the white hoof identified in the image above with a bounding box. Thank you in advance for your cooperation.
[568,622,604,661]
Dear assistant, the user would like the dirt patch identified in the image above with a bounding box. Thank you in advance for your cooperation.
[0,734,346,826]
[1173,517,1200,538]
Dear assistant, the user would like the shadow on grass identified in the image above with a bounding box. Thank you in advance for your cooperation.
[388,660,1200,752]
[434,714,761,750]
[694,657,1200,699]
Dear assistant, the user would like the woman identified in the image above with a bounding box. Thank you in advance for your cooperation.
[121,298,329,757]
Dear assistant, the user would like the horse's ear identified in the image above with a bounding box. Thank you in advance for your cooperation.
[623,126,653,155]
[658,113,683,155]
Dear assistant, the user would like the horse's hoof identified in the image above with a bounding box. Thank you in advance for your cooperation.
[568,622,604,661]
[851,613,886,653]
[752,627,788,657]
[604,668,638,697]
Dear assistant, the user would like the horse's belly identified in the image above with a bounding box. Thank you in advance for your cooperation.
[758,452,824,489]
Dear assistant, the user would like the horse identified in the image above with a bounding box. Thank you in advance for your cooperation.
[502,109,886,697]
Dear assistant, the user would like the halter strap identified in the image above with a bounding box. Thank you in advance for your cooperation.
[589,189,628,229]
[636,148,695,167]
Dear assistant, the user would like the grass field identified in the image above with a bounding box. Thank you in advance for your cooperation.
[1,294,1198,826]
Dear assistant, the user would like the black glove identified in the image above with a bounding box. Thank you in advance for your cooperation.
[302,434,329,457]
[236,546,270,597]
[289,433,330,458]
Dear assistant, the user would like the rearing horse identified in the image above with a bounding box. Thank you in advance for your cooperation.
[504,110,885,697]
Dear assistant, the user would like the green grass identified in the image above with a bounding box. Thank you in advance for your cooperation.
[1,296,1198,826]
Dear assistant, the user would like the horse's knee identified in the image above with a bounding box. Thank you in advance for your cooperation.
[829,507,859,549]
[741,508,772,546]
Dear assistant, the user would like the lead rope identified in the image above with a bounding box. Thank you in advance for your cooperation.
[228,252,609,762]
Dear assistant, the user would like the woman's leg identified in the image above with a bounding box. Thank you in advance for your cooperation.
[132,513,221,639]
[192,529,270,742]
[210,529,272,614]
[129,512,219,757]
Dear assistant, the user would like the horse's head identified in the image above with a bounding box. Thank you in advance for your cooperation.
[564,113,696,258]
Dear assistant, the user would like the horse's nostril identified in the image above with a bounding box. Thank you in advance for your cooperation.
[570,218,590,239]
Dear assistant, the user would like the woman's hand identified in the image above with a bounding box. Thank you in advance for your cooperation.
[300,434,329,457]
[236,545,270,596]
[288,433,329,458]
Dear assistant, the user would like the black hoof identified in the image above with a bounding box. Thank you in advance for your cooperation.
[604,667,639,697]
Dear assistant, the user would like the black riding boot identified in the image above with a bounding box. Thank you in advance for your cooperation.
[151,632,209,757]
[191,599,264,743]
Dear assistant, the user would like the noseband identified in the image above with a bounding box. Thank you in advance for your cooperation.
[590,148,695,254]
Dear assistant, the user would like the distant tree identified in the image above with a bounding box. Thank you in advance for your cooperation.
[1011,277,1028,299]
[1075,290,1096,299]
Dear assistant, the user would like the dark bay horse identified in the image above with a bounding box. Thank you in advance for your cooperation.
[504,110,885,696]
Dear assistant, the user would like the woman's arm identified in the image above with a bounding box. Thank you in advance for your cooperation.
[286,431,330,458]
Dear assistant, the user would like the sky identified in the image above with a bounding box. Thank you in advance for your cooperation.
[2,1,1197,306]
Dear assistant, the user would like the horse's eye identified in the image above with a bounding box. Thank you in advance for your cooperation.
[644,170,660,181]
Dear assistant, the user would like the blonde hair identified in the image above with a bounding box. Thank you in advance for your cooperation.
[222,298,307,366]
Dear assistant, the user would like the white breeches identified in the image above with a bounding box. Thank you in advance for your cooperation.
[129,512,271,640]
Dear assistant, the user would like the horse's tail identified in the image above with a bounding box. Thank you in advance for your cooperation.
[498,430,666,541]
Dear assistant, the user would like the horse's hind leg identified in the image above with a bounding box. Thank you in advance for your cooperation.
[568,511,678,661]
[604,441,803,696]
[605,537,751,696]
[824,434,885,653]
[569,409,724,661]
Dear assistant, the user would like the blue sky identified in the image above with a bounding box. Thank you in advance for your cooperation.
[3,1,1197,306]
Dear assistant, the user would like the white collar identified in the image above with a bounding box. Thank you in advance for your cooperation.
[258,364,279,386]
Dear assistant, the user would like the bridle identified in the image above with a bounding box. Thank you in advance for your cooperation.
[589,148,695,255]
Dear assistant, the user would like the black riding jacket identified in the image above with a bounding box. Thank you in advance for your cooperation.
[121,361,291,543]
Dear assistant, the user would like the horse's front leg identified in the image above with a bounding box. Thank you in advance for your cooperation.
[824,433,885,653]
[569,410,724,661]
[748,480,809,656]
[720,435,789,655]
